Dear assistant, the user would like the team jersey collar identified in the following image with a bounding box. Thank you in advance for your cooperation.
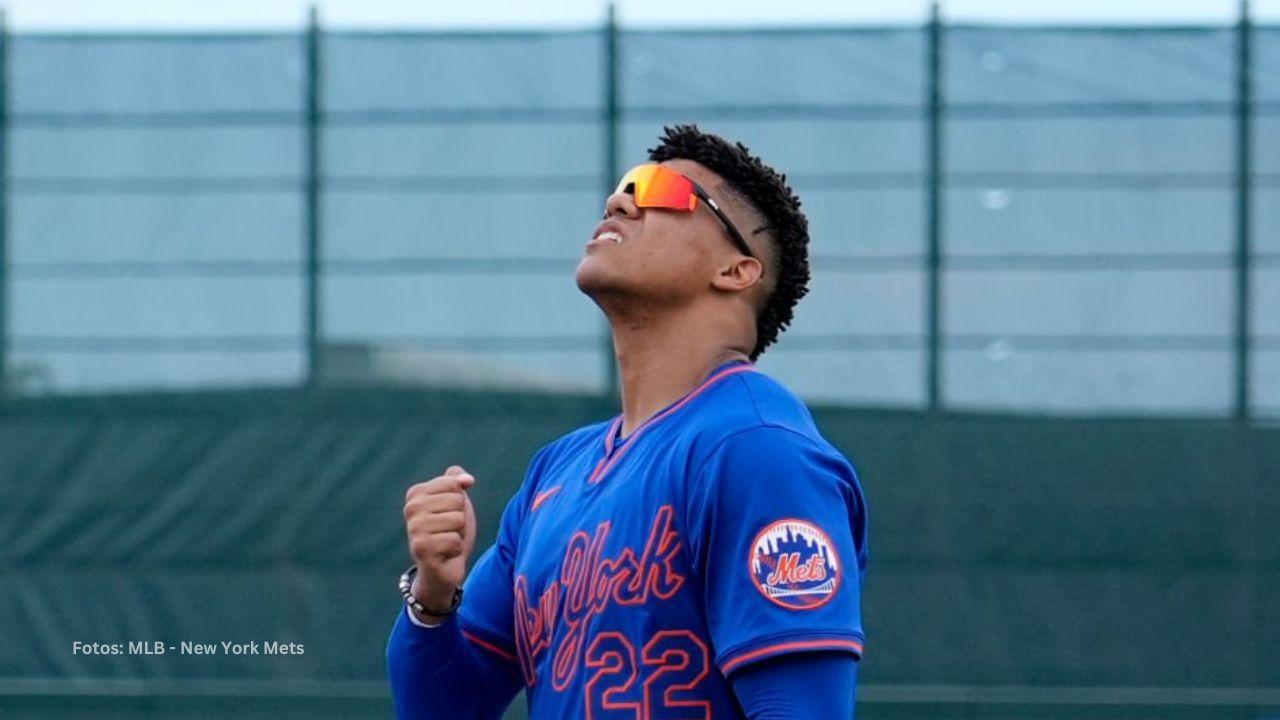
[594,358,753,482]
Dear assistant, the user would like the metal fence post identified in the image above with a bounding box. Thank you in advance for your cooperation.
[925,2,944,413]
[602,3,620,397]
[0,11,9,398]
[304,6,323,388]
[1233,0,1253,422]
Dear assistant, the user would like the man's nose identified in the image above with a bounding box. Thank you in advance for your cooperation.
[603,190,640,220]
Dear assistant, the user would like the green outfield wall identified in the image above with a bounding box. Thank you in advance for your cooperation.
[1,387,1276,718]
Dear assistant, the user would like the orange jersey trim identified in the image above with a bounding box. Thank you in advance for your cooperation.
[720,638,864,675]
[589,364,754,484]
[462,630,517,663]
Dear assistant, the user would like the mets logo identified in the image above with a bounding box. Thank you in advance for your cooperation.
[749,518,841,610]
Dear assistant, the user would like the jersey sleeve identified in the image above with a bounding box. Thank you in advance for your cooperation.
[387,445,555,718]
[386,486,530,720]
[730,651,858,717]
[686,425,868,677]
[387,609,522,719]
[451,497,522,657]
[452,445,552,657]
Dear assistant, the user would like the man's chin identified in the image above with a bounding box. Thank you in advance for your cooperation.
[574,262,613,296]
[575,265,633,306]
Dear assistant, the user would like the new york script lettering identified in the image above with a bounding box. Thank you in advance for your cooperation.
[514,505,685,689]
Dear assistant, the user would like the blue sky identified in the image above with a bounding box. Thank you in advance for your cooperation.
[1,0,1278,30]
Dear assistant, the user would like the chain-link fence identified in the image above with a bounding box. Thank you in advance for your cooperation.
[1,11,1276,418]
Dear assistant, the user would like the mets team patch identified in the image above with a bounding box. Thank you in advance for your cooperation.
[749,518,841,610]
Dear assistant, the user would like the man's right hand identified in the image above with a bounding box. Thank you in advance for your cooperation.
[403,465,477,618]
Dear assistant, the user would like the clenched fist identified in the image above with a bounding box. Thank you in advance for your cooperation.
[403,465,477,617]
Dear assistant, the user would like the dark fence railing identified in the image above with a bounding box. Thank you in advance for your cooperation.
[0,3,1275,419]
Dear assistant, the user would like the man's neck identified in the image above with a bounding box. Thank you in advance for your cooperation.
[611,311,750,438]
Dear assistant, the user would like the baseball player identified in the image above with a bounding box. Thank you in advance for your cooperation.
[389,125,868,718]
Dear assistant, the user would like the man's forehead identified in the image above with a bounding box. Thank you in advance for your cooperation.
[658,158,721,188]
[659,158,759,224]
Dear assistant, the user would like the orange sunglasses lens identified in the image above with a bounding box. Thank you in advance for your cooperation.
[616,164,698,211]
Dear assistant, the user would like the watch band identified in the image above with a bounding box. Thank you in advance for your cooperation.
[399,566,463,618]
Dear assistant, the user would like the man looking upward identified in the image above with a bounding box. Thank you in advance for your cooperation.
[389,124,869,718]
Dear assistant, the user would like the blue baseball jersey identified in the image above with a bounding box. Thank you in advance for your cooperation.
[456,360,868,718]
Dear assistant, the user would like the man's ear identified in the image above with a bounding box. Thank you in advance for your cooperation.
[710,256,764,293]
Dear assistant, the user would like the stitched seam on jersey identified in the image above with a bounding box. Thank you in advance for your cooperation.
[678,372,768,576]
[716,629,866,670]
[689,418,831,483]
[736,372,768,427]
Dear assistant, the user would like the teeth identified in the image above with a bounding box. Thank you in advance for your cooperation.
[597,231,623,244]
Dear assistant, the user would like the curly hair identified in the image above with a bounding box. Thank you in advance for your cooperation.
[648,124,810,361]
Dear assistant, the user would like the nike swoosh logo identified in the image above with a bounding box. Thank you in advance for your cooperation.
[531,486,563,511]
